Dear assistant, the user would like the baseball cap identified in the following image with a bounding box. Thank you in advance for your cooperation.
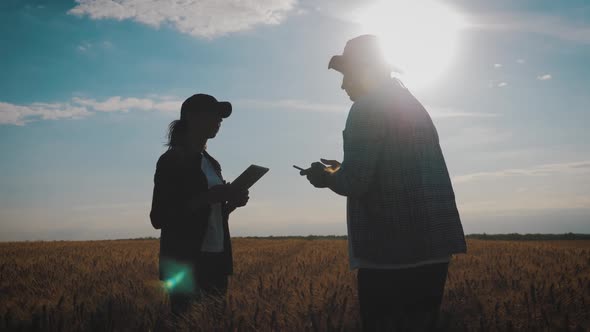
[180,94,232,120]
[329,35,402,74]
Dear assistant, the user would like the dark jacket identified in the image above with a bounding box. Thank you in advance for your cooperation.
[150,148,233,280]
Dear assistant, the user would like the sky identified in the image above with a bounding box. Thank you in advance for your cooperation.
[0,0,589,241]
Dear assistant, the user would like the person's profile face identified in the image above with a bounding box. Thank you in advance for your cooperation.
[341,69,364,102]
[188,110,223,139]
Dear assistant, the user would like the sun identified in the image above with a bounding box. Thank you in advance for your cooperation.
[358,0,466,89]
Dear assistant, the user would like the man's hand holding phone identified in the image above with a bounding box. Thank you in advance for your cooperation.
[294,158,341,175]
[294,158,341,188]
[319,159,341,173]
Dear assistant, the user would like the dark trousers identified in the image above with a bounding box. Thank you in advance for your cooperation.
[357,263,449,332]
[170,252,229,315]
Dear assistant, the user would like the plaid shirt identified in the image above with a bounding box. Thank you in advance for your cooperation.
[330,79,467,265]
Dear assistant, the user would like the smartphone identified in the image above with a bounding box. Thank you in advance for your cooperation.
[293,165,309,176]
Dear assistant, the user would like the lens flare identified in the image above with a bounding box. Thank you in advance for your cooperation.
[164,269,187,291]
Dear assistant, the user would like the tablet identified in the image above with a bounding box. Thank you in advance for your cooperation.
[231,165,269,190]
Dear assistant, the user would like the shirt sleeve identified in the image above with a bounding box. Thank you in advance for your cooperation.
[329,101,386,197]
[149,151,192,229]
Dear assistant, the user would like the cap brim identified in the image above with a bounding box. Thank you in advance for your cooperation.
[216,101,232,118]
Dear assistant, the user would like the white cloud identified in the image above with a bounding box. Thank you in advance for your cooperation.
[0,96,181,125]
[458,194,590,215]
[236,99,346,113]
[77,42,92,52]
[494,63,502,68]
[426,106,499,119]
[68,0,297,38]
[310,0,373,22]
[453,160,590,184]
[2,96,351,125]
[488,80,509,88]
[0,102,90,126]
[454,159,590,216]
[72,96,180,112]
[537,74,552,81]
[70,201,149,212]
[516,59,526,64]
[468,12,590,44]
[237,100,500,118]
[76,40,114,53]
[440,125,512,151]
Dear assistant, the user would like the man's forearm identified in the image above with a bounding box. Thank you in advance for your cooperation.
[326,169,350,197]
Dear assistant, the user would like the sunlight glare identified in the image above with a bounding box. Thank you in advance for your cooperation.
[358,0,466,89]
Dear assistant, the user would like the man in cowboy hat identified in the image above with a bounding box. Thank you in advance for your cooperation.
[302,35,466,331]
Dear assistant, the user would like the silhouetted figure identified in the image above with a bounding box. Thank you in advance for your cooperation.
[302,35,467,331]
[150,94,249,315]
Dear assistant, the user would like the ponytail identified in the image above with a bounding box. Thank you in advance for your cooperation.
[166,119,188,148]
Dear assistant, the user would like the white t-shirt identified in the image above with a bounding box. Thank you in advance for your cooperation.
[200,154,225,253]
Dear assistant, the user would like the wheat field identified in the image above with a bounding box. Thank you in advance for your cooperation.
[0,239,589,331]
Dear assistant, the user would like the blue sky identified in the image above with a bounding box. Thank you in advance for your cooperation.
[1,0,589,241]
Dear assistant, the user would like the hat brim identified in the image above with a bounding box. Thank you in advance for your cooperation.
[328,55,404,74]
[215,101,232,118]
[328,55,347,73]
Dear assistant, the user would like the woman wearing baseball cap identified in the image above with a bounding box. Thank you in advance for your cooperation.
[150,93,249,315]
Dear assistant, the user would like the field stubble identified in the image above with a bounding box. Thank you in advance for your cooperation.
[0,239,589,331]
